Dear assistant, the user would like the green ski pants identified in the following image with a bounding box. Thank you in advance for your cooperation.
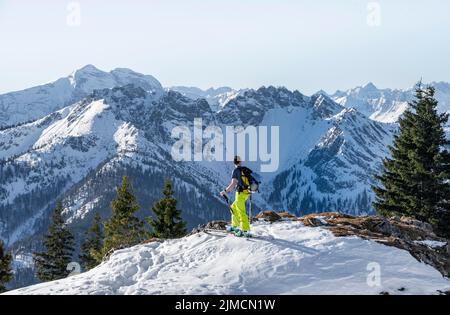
[231,191,250,232]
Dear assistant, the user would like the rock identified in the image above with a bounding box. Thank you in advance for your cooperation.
[204,220,228,230]
[371,218,402,236]
[301,212,354,227]
[305,213,450,278]
[190,220,228,235]
[305,217,328,227]
[400,216,434,232]
[142,238,161,244]
[102,246,126,262]
[301,212,354,221]
[255,211,282,222]
[278,212,297,220]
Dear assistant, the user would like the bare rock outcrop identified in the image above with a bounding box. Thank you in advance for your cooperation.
[190,220,228,235]
[254,211,282,222]
[301,213,449,278]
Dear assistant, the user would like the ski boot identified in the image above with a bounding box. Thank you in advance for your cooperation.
[226,226,238,233]
[234,229,252,238]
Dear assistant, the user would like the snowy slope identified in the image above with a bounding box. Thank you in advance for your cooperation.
[5,221,449,295]
[331,82,450,123]
[0,65,163,128]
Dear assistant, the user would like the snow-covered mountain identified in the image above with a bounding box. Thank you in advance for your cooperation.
[2,84,391,248]
[1,66,449,290]
[168,86,243,112]
[331,82,450,123]
[215,87,394,215]
[0,85,231,244]
[5,220,449,295]
[0,65,163,128]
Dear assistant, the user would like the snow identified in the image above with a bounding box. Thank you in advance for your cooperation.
[6,205,47,246]
[331,82,450,123]
[254,99,394,215]
[2,99,119,194]
[414,240,447,249]
[12,253,34,270]
[168,86,243,112]
[0,96,161,244]
[0,64,164,128]
[258,106,331,180]
[5,221,449,295]
[0,107,71,160]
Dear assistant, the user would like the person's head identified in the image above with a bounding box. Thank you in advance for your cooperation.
[233,156,242,167]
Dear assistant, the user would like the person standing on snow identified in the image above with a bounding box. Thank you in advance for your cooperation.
[220,156,251,237]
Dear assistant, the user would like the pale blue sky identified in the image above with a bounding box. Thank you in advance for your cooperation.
[1,0,450,95]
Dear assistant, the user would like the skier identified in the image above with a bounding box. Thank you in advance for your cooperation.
[220,156,251,237]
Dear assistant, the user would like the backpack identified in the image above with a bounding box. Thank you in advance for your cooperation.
[237,167,261,193]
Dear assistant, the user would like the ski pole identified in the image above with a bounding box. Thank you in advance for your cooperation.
[249,193,252,224]
[221,194,233,217]
[222,193,230,205]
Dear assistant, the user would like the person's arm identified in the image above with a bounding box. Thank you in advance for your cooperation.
[220,179,238,196]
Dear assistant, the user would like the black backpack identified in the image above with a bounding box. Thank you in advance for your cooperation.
[237,167,261,193]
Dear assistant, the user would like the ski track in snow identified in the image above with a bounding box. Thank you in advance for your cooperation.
[6,221,449,295]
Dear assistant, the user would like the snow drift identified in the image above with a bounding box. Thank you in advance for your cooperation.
[5,220,449,295]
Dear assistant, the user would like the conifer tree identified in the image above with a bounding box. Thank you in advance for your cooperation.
[148,180,187,239]
[0,240,13,293]
[79,213,103,271]
[101,176,146,256]
[34,201,75,282]
[373,85,450,237]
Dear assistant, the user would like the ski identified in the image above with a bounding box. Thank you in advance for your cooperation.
[203,229,234,238]
[203,229,255,239]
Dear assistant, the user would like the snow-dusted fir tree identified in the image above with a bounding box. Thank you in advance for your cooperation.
[373,85,450,237]
[79,213,103,271]
[0,240,13,293]
[101,176,147,256]
[148,180,187,239]
[34,201,75,282]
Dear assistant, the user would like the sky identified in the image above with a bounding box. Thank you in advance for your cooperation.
[0,0,450,95]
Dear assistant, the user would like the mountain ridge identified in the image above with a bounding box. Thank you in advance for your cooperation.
[0,65,163,128]
[330,81,450,123]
